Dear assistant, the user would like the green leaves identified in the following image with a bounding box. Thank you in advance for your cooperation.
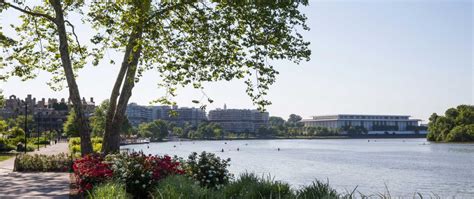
[427,105,474,142]
[1,1,88,90]
[90,1,310,111]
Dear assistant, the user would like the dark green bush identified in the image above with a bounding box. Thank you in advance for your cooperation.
[0,138,15,152]
[154,175,219,199]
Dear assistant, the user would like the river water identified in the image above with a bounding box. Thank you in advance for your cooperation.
[122,138,474,198]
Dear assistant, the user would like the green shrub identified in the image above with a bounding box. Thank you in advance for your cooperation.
[87,182,128,199]
[92,143,102,153]
[69,137,103,156]
[14,153,72,172]
[296,180,339,199]
[222,173,294,199]
[69,137,81,146]
[185,151,232,189]
[153,175,219,199]
[91,137,103,144]
[106,152,184,198]
[0,138,15,152]
[446,125,474,142]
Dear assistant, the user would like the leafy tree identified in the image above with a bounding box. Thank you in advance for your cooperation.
[172,127,184,138]
[269,116,285,127]
[10,115,34,134]
[256,126,277,138]
[63,109,80,137]
[1,1,93,155]
[90,100,109,137]
[87,1,311,153]
[446,125,474,142]
[8,126,25,138]
[287,114,303,127]
[138,120,169,141]
[90,100,132,137]
[427,105,474,142]
[121,117,133,137]
[0,120,7,133]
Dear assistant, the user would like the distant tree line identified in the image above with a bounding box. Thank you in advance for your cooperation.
[427,105,474,142]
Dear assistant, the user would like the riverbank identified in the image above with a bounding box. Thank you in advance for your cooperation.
[157,134,426,142]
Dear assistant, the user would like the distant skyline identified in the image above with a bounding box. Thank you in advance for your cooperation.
[1,0,472,122]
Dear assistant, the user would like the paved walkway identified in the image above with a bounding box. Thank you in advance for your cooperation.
[0,142,70,198]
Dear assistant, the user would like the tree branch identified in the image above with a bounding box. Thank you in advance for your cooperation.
[2,1,55,22]
[64,20,83,56]
[146,2,184,23]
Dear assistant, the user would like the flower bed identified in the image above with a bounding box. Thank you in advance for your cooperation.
[14,153,72,172]
[185,151,232,189]
[72,152,185,197]
[73,154,113,192]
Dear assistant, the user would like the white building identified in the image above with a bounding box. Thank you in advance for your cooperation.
[302,114,425,134]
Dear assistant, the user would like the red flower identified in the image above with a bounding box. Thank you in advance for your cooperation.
[73,154,112,192]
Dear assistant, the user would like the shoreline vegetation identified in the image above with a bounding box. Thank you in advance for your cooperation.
[427,105,474,142]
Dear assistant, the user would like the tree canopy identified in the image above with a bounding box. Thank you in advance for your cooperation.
[138,120,169,141]
[93,0,311,153]
[1,1,311,154]
[427,105,474,142]
[1,0,94,155]
[287,114,303,127]
[63,109,79,137]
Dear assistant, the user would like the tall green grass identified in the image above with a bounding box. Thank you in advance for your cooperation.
[296,180,338,199]
[154,175,219,199]
[87,182,128,199]
[87,174,440,199]
[222,173,293,199]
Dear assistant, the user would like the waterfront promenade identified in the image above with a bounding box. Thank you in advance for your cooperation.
[0,142,70,198]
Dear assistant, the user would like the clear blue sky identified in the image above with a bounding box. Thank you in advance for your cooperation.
[1,0,472,122]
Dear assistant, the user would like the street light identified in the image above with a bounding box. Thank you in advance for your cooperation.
[36,113,40,151]
[19,100,28,154]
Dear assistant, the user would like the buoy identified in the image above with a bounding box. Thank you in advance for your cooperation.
[277,148,280,151]
[237,148,240,151]
[173,145,176,148]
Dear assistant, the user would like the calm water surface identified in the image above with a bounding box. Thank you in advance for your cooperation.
[123,139,474,198]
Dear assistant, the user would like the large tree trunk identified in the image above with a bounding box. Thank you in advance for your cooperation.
[102,30,143,154]
[102,1,150,154]
[50,0,92,155]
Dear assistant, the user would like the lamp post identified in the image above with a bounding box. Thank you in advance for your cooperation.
[22,100,28,154]
[36,113,40,151]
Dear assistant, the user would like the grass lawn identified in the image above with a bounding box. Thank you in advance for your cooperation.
[0,154,14,162]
